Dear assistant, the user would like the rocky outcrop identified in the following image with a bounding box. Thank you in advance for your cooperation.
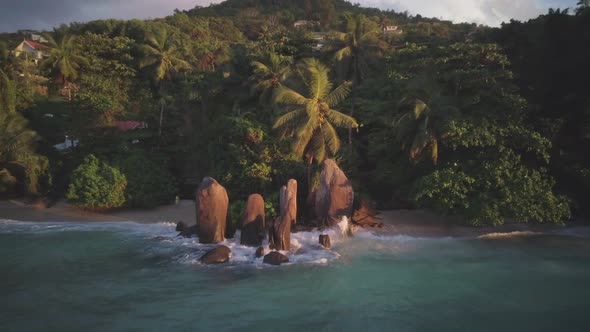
[352,199,383,228]
[263,251,289,265]
[176,221,197,238]
[314,159,354,226]
[195,177,229,244]
[269,180,297,251]
[199,246,231,264]
[319,234,331,249]
[240,194,265,247]
[281,179,297,226]
[255,246,266,258]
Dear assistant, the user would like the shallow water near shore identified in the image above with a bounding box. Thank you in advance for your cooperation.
[1,219,590,332]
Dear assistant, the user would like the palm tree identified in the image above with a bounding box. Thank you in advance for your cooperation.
[43,30,88,97]
[576,0,590,14]
[0,70,47,194]
[0,42,8,69]
[139,25,190,82]
[248,52,293,112]
[325,14,382,146]
[392,88,458,165]
[139,25,190,136]
[273,59,359,190]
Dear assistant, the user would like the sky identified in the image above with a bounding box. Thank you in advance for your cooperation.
[0,0,577,33]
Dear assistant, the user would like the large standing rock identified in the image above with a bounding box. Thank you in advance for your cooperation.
[199,246,231,264]
[281,179,297,226]
[314,159,354,226]
[240,194,265,247]
[195,177,229,244]
[263,251,289,265]
[269,180,297,251]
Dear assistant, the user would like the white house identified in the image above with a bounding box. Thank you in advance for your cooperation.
[53,135,79,152]
[30,34,48,43]
[13,40,48,63]
[383,25,403,34]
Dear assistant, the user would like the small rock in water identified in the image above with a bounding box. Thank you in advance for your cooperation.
[176,221,197,238]
[199,246,231,264]
[255,246,266,258]
[319,234,331,249]
[263,251,289,265]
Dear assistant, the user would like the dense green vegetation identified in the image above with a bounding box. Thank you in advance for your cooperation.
[66,154,127,209]
[0,0,588,225]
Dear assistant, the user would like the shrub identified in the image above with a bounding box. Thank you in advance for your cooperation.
[66,154,127,210]
[0,168,17,195]
[115,151,177,208]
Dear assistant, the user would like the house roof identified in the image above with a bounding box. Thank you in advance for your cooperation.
[115,121,147,132]
[24,40,48,50]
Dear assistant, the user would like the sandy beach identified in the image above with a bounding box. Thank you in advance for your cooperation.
[2,199,584,237]
[0,199,195,223]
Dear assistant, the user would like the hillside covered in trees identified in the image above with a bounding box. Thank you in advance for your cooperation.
[1,0,589,226]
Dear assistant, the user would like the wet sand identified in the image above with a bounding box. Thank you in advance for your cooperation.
[1,199,586,237]
[0,199,195,223]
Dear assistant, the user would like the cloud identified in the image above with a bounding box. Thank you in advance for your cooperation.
[361,0,547,26]
[0,0,218,32]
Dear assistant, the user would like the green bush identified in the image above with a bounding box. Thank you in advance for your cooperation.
[412,152,571,226]
[115,151,177,208]
[66,154,127,210]
[0,168,17,194]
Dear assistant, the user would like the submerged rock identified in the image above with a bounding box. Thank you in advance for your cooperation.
[263,251,289,265]
[269,180,297,251]
[319,234,331,249]
[176,221,197,238]
[314,159,354,227]
[240,194,265,247]
[255,246,266,258]
[195,177,229,244]
[199,246,231,264]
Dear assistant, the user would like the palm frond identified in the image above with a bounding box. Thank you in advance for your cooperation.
[275,86,308,105]
[302,58,332,100]
[273,109,306,130]
[293,118,317,157]
[321,122,341,155]
[326,109,358,128]
[325,81,352,107]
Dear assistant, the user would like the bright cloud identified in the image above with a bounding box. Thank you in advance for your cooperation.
[361,0,548,26]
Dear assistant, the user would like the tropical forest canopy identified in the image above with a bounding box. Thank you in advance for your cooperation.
[1,0,589,225]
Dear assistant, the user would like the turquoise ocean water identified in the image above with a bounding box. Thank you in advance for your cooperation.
[1,219,589,332]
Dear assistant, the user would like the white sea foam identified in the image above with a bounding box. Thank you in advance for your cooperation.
[477,231,541,239]
[0,217,432,268]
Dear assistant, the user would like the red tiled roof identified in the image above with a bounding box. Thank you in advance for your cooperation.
[24,40,48,49]
[115,121,147,132]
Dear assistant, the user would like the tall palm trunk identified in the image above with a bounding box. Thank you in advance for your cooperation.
[159,102,164,137]
[307,153,314,195]
[348,60,358,154]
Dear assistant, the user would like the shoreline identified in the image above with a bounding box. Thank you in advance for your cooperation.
[0,199,194,223]
[1,199,588,238]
